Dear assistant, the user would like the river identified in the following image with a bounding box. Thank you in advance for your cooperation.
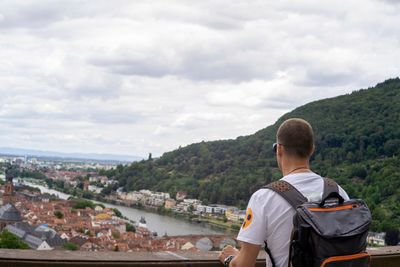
[16,179,228,236]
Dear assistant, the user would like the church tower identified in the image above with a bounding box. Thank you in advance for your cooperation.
[3,168,15,205]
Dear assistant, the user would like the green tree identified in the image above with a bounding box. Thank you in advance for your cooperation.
[112,208,123,218]
[230,224,241,231]
[350,165,368,179]
[126,223,136,233]
[72,199,95,209]
[0,230,29,249]
[385,229,399,246]
[63,242,78,251]
[112,231,120,239]
[54,210,64,219]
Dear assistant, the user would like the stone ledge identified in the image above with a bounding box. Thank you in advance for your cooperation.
[0,247,398,267]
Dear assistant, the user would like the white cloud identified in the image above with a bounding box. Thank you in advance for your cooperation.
[0,0,398,157]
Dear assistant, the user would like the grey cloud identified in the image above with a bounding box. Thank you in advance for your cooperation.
[155,9,243,31]
[65,81,123,100]
[0,98,143,126]
[296,69,358,87]
[0,7,62,28]
[259,98,301,110]
[0,118,29,129]
[179,50,272,81]
[90,46,275,82]
[43,58,124,101]
[379,0,400,4]
[87,111,143,125]
[0,1,73,29]
[0,0,129,29]
[91,57,173,78]
[166,1,285,29]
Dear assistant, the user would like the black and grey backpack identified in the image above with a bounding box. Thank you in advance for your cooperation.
[263,178,371,267]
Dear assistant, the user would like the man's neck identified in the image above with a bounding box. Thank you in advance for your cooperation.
[281,160,311,176]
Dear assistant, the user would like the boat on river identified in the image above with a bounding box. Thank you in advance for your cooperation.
[138,216,147,228]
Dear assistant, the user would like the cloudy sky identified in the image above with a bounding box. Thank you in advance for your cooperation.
[0,0,399,158]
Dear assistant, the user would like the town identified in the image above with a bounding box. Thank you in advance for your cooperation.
[0,155,243,252]
[0,155,248,226]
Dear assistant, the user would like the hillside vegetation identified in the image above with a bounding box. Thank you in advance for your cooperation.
[102,78,400,231]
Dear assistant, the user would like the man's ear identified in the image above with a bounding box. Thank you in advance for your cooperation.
[277,143,284,157]
[311,145,315,156]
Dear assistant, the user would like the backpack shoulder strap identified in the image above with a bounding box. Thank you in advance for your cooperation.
[320,177,344,206]
[322,177,339,199]
[262,180,308,209]
[261,180,307,267]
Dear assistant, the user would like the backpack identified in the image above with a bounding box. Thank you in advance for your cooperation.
[262,177,372,267]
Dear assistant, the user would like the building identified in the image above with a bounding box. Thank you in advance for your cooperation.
[212,205,228,215]
[69,235,88,248]
[225,207,245,222]
[148,197,165,207]
[367,232,386,246]
[83,181,90,191]
[5,222,66,250]
[125,192,144,202]
[174,201,195,213]
[196,205,206,214]
[23,234,52,250]
[238,210,246,221]
[176,191,187,201]
[139,190,152,196]
[197,205,229,215]
[183,199,201,207]
[150,192,170,201]
[0,203,22,229]
[94,205,104,212]
[89,176,108,184]
[88,185,102,194]
[3,169,15,205]
[226,207,239,221]
[205,206,214,214]
[81,240,103,251]
[164,199,176,209]
[19,192,42,202]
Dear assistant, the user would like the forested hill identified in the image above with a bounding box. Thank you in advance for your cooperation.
[103,78,400,231]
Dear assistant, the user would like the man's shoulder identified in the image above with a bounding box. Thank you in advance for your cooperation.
[250,183,293,207]
[282,172,349,201]
[252,187,275,199]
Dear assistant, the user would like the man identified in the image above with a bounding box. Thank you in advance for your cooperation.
[219,118,349,267]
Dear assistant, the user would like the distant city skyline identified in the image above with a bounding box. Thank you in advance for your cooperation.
[0,1,399,157]
[0,147,142,162]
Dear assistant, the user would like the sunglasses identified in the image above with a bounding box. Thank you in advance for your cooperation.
[272,143,283,153]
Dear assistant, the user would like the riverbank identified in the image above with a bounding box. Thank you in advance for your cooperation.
[96,197,241,234]
[199,218,241,231]
[18,179,236,236]
[68,190,239,233]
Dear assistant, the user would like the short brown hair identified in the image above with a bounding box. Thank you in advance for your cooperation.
[276,118,314,159]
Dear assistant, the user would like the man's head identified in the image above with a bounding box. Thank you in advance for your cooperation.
[275,118,314,170]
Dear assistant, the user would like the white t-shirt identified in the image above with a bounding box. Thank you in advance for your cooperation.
[237,172,349,267]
